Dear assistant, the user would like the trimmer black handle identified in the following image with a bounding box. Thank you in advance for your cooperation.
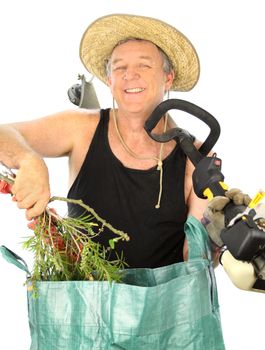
[144,99,220,157]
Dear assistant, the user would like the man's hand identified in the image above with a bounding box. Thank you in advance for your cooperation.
[202,188,251,247]
[11,154,50,220]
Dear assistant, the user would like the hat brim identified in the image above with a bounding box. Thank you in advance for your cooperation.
[80,14,200,92]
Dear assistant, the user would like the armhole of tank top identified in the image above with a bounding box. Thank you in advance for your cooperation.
[67,109,110,197]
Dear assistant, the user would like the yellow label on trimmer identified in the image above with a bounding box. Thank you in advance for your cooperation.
[248,191,265,208]
[203,182,229,201]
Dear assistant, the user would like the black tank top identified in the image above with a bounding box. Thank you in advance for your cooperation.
[68,109,188,268]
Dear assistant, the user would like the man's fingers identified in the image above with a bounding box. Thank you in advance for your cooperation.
[208,189,251,213]
[225,188,241,200]
[11,191,50,219]
[208,196,230,211]
[12,192,35,209]
[234,193,251,206]
[26,201,47,220]
[225,188,251,206]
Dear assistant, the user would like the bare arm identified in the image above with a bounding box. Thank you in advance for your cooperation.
[0,109,99,219]
[0,123,51,219]
[182,144,220,265]
[4,110,92,158]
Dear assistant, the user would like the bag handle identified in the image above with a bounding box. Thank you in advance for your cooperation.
[0,245,30,276]
[185,216,212,261]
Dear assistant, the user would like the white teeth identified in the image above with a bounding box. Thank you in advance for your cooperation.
[125,88,144,93]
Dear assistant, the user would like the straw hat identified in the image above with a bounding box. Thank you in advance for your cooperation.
[80,14,200,92]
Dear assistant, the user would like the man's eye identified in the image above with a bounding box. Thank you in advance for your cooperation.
[139,64,151,69]
[113,66,126,71]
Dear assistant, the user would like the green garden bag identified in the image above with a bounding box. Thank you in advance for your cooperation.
[0,216,225,349]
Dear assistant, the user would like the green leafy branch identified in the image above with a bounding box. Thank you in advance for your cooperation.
[0,163,130,294]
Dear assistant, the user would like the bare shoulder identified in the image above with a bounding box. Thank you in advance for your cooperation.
[62,108,101,143]
[31,108,100,139]
[66,109,102,184]
[9,108,101,158]
[69,109,101,154]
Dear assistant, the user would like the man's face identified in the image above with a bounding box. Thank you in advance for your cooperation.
[107,40,174,115]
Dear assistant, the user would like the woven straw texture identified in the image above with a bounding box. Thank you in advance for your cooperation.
[80,14,200,91]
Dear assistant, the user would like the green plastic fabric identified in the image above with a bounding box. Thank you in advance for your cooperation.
[0,216,225,349]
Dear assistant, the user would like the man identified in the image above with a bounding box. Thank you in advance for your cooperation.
[0,13,232,349]
[0,14,210,268]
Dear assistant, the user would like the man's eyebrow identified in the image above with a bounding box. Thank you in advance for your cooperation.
[111,58,123,65]
[111,56,153,65]
[138,55,152,60]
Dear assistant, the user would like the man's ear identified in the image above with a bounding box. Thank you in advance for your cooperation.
[107,75,112,87]
[107,76,114,95]
[164,70,174,91]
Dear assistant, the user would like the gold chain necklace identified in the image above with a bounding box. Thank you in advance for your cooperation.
[112,99,168,209]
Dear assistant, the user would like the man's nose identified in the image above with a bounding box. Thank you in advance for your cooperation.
[123,68,140,80]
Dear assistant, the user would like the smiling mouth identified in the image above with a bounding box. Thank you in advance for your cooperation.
[125,88,145,93]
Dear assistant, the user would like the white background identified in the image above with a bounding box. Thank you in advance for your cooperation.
[0,0,265,349]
